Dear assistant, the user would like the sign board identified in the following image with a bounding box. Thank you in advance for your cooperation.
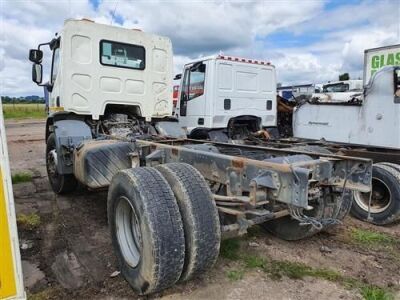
[364,44,400,85]
[0,102,25,300]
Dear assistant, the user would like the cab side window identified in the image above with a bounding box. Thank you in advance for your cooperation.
[180,63,206,102]
[188,63,206,100]
[51,48,60,84]
[180,68,190,103]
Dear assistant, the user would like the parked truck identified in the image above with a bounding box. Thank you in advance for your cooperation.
[292,47,400,225]
[173,51,400,226]
[29,19,372,295]
[174,55,277,141]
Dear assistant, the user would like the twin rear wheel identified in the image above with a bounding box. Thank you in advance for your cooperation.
[107,164,221,295]
[352,163,400,225]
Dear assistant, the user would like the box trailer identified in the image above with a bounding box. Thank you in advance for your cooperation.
[363,44,400,85]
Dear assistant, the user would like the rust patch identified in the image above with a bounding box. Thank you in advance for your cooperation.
[232,158,244,169]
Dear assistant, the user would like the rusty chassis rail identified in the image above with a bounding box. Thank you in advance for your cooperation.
[132,138,372,234]
[246,137,400,164]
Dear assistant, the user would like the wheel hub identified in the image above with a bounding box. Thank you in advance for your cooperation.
[47,149,58,177]
[115,196,142,268]
[354,177,391,214]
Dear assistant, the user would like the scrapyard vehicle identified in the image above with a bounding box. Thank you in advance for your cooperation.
[292,64,400,225]
[310,79,363,103]
[173,49,400,227]
[29,19,373,295]
[174,55,277,141]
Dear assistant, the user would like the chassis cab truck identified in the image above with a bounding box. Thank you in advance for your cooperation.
[293,66,400,225]
[175,55,277,141]
[29,19,373,294]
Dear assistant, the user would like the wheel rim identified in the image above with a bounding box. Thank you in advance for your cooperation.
[47,149,58,177]
[354,177,392,214]
[115,196,142,268]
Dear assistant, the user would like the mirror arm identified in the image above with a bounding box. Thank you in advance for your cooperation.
[38,42,51,50]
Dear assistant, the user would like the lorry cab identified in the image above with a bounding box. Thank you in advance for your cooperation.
[311,79,363,103]
[175,55,277,138]
[29,18,173,121]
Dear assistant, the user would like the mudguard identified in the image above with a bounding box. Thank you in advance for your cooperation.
[53,119,92,174]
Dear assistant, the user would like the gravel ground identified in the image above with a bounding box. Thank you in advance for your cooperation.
[7,119,400,300]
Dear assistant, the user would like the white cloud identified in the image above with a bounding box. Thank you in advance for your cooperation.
[0,0,399,96]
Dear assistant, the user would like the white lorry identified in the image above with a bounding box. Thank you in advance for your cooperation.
[292,45,400,225]
[174,55,277,140]
[29,19,372,294]
[311,80,363,103]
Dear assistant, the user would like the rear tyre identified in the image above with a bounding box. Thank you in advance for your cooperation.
[352,164,400,225]
[46,133,77,194]
[377,162,400,172]
[262,187,352,241]
[107,167,185,294]
[156,163,221,281]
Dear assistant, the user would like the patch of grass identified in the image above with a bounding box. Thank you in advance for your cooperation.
[11,171,32,184]
[230,250,395,300]
[2,103,46,120]
[243,254,267,269]
[350,228,396,248]
[241,254,340,281]
[226,269,244,281]
[17,213,41,230]
[360,286,394,300]
[220,238,241,260]
[28,287,61,300]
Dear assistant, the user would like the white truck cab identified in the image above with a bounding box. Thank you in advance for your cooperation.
[30,19,173,121]
[311,79,363,103]
[175,55,277,138]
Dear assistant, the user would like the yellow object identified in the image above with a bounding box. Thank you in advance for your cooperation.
[49,106,64,112]
[0,102,25,300]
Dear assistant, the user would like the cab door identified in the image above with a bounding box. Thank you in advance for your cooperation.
[177,62,207,132]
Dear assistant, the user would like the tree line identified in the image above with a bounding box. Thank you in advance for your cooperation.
[1,96,45,104]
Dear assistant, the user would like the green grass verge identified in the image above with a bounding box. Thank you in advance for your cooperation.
[17,213,41,230]
[360,286,394,300]
[226,269,244,281]
[220,238,241,260]
[221,238,394,300]
[2,103,46,119]
[12,171,32,184]
[350,228,397,248]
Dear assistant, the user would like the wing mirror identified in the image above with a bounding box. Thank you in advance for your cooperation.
[32,63,42,84]
[174,74,182,80]
[29,49,43,63]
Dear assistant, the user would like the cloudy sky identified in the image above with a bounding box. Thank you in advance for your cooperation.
[1,0,399,97]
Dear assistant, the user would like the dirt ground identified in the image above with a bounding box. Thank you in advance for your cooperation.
[6,119,400,300]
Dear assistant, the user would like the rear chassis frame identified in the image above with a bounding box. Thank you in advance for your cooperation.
[130,138,372,236]
[255,137,400,164]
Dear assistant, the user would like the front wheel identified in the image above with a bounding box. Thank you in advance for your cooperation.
[46,133,77,194]
[351,164,400,225]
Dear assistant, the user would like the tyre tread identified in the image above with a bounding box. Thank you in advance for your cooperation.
[156,163,220,281]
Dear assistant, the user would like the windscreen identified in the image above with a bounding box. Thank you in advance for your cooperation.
[323,83,349,93]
